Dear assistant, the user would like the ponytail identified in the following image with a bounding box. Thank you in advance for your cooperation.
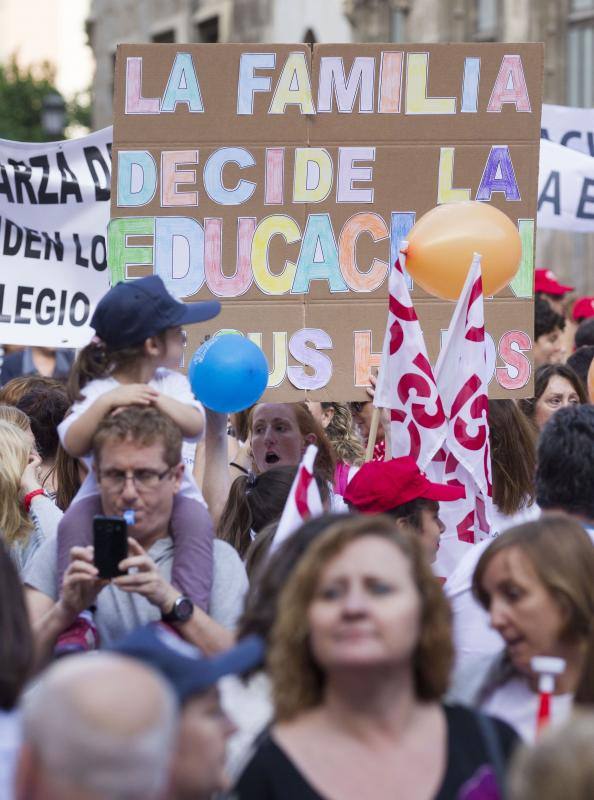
[217,465,302,559]
[217,475,254,558]
[67,341,111,402]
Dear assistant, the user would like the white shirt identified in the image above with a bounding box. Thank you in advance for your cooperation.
[481,676,573,742]
[59,368,206,504]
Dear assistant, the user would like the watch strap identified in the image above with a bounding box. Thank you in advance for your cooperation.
[161,595,193,623]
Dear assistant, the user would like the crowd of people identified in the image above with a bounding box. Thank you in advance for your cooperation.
[0,267,593,800]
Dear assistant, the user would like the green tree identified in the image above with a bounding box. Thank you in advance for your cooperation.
[0,56,91,142]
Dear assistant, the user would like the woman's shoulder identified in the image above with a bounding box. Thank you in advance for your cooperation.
[444,703,518,747]
[438,704,520,800]
[443,703,520,769]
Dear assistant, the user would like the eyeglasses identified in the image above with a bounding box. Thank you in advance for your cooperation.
[97,467,173,493]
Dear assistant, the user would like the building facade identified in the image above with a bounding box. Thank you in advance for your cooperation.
[344,0,594,290]
[87,0,351,129]
[87,0,594,290]
[345,0,594,109]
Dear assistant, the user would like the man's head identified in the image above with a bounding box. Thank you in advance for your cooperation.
[536,404,594,523]
[16,653,178,800]
[113,626,264,800]
[572,295,594,324]
[92,407,184,544]
[534,296,566,367]
[566,345,594,390]
[343,457,465,563]
[16,383,69,462]
[574,318,594,350]
[534,268,574,316]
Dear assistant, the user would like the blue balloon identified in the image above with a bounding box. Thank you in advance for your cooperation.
[188,335,269,413]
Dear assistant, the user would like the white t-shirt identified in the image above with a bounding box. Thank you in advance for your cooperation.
[59,368,206,504]
[481,676,573,742]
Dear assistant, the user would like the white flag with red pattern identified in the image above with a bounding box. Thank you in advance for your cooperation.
[430,253,494,576]
[374,250,448,468]
[269,445,323,555]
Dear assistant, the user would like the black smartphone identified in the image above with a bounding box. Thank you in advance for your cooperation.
[93,516,128,579]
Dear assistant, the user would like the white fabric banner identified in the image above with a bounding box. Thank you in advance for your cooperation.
[538,138,594,233]
[541,103,594,157]
[270,445,323,556]
[0,127,112,347]
[374,247,447,469]
[430,254,494,578]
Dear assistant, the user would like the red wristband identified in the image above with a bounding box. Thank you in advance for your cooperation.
[22,489,46,514]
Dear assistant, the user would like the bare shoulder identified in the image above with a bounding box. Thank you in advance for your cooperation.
[273,709,327,751]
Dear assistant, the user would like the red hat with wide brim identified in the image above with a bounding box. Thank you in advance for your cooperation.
[344,457,465,514]
[535,269,574,296]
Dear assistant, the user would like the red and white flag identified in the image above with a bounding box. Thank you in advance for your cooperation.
[374,249,448,468]
[430,253,494,577]
[269,445,323,555]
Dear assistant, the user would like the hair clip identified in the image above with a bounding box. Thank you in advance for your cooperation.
[247,472,258,489]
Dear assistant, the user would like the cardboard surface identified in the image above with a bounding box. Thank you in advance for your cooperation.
[110,43,543,400]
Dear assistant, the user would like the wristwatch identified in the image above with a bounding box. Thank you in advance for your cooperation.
[161,595,194,623]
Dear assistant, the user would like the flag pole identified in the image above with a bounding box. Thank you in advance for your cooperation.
[365,406,381,462]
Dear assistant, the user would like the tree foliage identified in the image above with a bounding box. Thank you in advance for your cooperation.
[0,57,91,142]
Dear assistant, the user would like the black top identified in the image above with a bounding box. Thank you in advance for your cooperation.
[233,704,518,800]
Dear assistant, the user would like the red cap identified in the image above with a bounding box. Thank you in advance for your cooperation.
[572,296,594,322]
[534,269,574,296]
[344,457,465,514]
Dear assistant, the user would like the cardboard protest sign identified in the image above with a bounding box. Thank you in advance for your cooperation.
[109,43,543,400]
[0,128,111,347]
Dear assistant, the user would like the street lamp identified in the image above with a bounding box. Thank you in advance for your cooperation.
[41,91,66,139]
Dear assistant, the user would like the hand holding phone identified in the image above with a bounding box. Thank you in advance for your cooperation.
[93,516,128,579]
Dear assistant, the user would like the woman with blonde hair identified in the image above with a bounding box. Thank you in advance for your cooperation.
[306,401,365,495]
[0,404,33,436]
[0,421,61,574]
[235,515,518,799]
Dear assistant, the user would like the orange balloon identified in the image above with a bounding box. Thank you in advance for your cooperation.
[406,202,522,301]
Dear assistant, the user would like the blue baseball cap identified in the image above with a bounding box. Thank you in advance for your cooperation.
[91,275,221,349]
[111,625,265,704]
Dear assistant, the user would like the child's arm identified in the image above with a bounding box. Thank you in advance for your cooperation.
[153,393,205,438]
[63,384,159,457]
